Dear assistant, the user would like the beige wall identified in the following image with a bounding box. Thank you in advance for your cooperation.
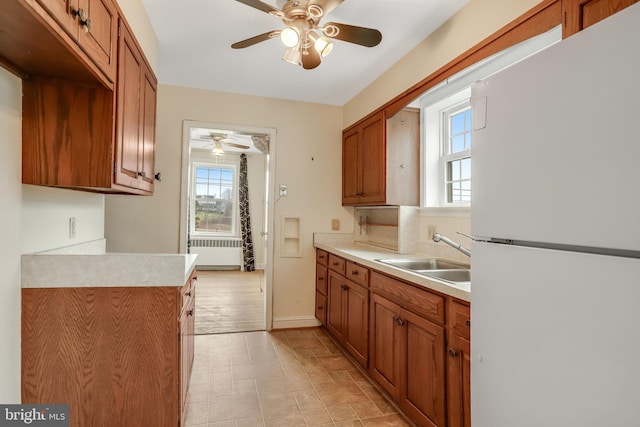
[344,0,543,127]
[105,84,351,323]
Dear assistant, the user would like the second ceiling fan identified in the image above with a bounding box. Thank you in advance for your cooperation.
[231,0,382,69]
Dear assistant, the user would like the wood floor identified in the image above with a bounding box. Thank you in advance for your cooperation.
[195,270,265,335]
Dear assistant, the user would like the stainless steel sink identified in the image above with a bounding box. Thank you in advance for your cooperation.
[417,269,471,284]
[375,258,471,284]
[376,258,468,271]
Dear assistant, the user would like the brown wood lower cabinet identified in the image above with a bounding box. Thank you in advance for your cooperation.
[315,249,471,427]
[447,301,471,427]
[326,270,369,368]
[370,292,446,427]
[21,271,197,427]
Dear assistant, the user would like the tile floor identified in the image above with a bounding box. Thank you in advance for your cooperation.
[185,328,411,427]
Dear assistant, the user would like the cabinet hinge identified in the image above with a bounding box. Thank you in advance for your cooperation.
[118,25,121,38]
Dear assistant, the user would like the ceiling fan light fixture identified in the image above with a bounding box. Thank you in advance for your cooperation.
[282,46,302,65]
[212,140,225,156]
[280,26,299,47]
[309,32,333,57]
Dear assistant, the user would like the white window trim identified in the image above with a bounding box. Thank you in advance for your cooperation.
[190,161,240,238]
[420,25,561,210]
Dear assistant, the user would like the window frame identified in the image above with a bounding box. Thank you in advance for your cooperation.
[190,161,239,237]
[420,25,562,210]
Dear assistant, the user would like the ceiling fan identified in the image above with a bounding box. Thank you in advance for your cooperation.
[200,133,251,156]
[231,0,382,69]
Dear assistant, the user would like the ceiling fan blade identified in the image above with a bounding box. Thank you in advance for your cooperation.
[234,0,281,15]
[231,31,281,49]
[301,47,321,70]
[224,142,251,150]
[323,22,382,47]
[308,0,344,16]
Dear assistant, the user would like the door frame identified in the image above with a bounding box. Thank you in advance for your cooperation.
[179,120,277,331]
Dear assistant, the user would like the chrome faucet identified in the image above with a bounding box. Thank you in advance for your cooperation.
[433,233,471,257]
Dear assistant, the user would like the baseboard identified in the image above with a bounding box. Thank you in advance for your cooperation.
[272,315,321,329]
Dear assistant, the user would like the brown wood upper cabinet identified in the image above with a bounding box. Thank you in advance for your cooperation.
[115,22,157,193]
[342,108,419,206]
[35,0,118,81]
[562,0,639,37]
[21,17,157,195]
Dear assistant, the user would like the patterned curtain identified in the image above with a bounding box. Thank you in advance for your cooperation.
[239,154,255,272]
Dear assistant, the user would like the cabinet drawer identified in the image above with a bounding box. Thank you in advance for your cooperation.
[328,254,346,275]
[345,261,369,287]
[316,264,328,295]
[315,291,327,325]
[448,300,471,340]
[316,249,329,266]
[180,272,196,312]
[370,271,444,323]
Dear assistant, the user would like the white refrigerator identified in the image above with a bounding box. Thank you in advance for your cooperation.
[470,3,640,427]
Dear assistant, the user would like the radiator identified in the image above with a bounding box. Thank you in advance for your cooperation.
[190,238,242,269]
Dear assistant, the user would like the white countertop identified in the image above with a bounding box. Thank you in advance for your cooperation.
[22,252,198,288]
[314,241,471,302]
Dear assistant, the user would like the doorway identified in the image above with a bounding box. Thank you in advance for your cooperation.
[179,120,276,333]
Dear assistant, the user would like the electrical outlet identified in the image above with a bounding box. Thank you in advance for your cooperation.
[279,184,288,196]
[331,218,340,231]
[69,217,76,239]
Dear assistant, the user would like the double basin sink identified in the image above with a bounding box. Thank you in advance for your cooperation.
[376,258,470,285]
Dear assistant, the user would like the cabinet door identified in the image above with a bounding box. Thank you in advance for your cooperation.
[447,333,471,427]
[359,113,386,204]
[138,67,157,192]
[115,21,155,194]
[326,271,346,341]
[400,308,446,427]
[342,127,360,204]
[369,293,402,400]
[344,280,369,368]
[35,0,78,38]
[115,22,143,189]
[563,0,639,37]
[179,305,189,423]
[77,0,118,81]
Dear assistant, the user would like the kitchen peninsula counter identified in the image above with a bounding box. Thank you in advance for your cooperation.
[21,239,198,288]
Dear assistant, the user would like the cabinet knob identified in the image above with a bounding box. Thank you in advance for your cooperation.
[154,172,163,182]
[318,277,324,281]
[317,305,324,310]
[341,284,349,291]
[465,319,471,327]
[188,309,194,316]
[72,8,92,32]
[393,316,405,326]
[351,270,359,276]
[448,348,459,357]
[185,291,191,297]
[137,171,146,178]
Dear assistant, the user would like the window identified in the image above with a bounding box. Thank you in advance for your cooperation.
[421,25,562,209]
[191,163,237,235]
[423,87,472,207]
[443,103,472,204]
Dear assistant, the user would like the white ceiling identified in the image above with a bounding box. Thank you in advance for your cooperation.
[140,0,469,106]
